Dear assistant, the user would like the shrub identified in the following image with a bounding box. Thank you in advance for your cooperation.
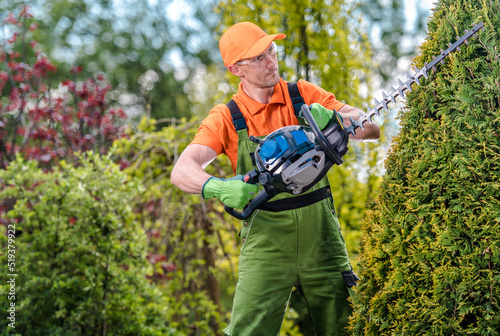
[0,153,179,335]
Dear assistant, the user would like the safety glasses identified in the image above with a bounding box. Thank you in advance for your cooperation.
[236,42,278,68]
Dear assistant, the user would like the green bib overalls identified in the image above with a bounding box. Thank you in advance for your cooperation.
[223,121,357,336]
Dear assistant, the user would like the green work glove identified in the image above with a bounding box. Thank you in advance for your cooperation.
[302,103,344,130]
[202,175,259,209]
[308,103,334,130]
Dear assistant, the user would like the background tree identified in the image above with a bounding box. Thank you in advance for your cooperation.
[0,8,178,335]
[357,0,429,83]
[356,0,433,150]
[349,0,500,334]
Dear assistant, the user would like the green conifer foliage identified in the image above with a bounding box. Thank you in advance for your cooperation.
[349,1,500,334]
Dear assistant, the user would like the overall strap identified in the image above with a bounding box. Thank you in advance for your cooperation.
[226,99,254,174]
[286,81,305,117]
[227,99,248,131]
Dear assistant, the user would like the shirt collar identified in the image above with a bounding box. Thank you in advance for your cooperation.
[236,79,287,115]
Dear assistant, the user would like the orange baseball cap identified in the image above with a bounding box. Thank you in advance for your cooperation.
[219,22,286,67]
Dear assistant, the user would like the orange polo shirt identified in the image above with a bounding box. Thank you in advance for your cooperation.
[191,78,345,173]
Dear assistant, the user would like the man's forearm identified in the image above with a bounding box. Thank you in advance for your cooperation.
[170,144,218,194]
[171,162,212,194]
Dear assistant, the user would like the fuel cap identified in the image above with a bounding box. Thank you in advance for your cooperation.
[260,139,281,161]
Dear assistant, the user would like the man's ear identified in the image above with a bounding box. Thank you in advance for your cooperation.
[228,64,243,77]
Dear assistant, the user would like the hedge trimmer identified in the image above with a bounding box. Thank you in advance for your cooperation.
[345,21,485,136]
[225,22,485,220]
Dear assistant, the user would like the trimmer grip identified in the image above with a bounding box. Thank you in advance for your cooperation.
[224,189,269,220]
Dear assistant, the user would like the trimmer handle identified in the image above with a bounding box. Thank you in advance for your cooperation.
[224,188,270,220]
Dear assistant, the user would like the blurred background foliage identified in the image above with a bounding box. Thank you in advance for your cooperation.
[0,0,430,334]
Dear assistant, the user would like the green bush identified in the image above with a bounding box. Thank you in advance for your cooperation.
[0,154,179,336]
[349,1,500,335]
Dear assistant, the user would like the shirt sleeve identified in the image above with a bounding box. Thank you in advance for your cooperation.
[190,104,230,156]
[297,79,346,112]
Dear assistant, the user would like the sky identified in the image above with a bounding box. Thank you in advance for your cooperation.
[396,0,437,73]
[404,0,436,30]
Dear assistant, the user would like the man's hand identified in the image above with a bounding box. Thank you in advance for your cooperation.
[202,175,259,209]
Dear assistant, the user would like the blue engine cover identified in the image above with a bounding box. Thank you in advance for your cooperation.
[255,126,315,174]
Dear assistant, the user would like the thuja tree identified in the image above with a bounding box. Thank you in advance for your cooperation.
[349,1,500,335]
[0,153,179,335]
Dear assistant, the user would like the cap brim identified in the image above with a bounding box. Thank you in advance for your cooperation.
[240,33,286,61]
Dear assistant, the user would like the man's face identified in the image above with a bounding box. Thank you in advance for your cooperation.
[235,42,280,88]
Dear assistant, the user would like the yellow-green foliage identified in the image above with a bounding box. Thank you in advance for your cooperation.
[350,1,500,335]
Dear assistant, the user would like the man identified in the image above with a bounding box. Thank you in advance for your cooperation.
[171,21,380,336]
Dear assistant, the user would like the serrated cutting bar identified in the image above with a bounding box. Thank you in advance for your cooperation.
[345,21,485,136]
